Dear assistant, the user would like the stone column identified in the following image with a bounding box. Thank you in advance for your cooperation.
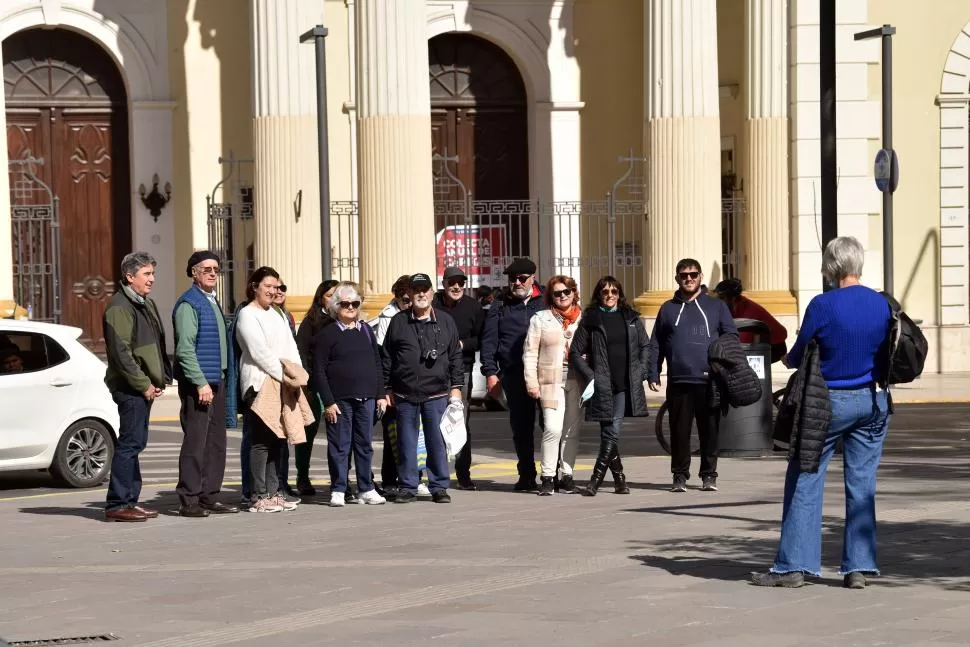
[356,0,435,316]
[637,0,724,316]
[741,0,796,315]
[0,88,16,317]
[250,0,323,321]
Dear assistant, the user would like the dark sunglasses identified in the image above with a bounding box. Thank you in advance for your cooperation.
[552,288,573,298]
[399,295,412,304]
[278,284,288,293]
[511,274,532,285]
[338,300,361,309]
[678,271,700,281]
[447,278,467,288]
[600,287,620,296]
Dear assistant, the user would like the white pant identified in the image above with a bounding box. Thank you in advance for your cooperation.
[540,376,583,477]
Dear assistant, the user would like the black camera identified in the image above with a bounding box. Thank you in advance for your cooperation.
[423,348,438,362]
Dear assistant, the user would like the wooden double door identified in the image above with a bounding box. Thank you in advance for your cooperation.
[4,29,131,354]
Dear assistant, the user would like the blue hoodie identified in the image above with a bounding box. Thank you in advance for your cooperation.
[647,288,737,385]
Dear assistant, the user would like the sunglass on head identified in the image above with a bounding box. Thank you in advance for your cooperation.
[678,271,700,281]
[511,274,532,285]
[278,284,288,293]
[197,266,221,276]
[339,300,361,309]
[447,278,466,287]
[552,288,573,298]
[601,287,620,296]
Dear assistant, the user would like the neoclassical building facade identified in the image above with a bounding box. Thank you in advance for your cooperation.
[1,0,969,372]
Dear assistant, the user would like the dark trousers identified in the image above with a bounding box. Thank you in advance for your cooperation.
[600,391,626,442]
[381,406,399,487]
[503,370,538,480]
[105,391,153,511]
[667,382,720,479]
[395,396,450,494]
[277,443,290,490]
[295,393,323,484]
[326,398,376,493]
[240,402,289,497]
[454,369,473,481]
[247,408,284,497]
[176,382,228,507]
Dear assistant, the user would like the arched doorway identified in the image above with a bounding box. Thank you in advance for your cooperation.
[429,33,529,286]
[4,28,131,353]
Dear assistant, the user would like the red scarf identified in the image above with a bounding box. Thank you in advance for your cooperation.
[553,304,581,330]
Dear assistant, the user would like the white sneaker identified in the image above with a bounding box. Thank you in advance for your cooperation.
[248,497,283,513]
[329,491,346,507]
[358,489,386,505]
[417,482,431,498]
[271,495,299,511]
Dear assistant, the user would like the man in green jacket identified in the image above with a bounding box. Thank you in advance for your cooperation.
[103,251,172,522]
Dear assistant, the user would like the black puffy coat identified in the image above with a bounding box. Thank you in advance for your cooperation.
[707,333,763,410]
[773,341,831,473]
[570,307,650,422]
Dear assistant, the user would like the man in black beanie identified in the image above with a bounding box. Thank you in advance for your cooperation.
[172,250,237,517]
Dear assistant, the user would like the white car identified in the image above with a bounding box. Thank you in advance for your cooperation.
[471,352,508,411]
[0,320,119,487]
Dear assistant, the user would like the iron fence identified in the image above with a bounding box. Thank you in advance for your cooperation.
[8,157,60,322]
[206,153,255,313]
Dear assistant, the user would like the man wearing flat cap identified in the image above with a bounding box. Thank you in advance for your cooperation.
[480,258,545,491]
[172,250,237,517]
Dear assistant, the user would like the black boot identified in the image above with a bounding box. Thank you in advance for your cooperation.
[582,439,616,497]
[610,449,631,494]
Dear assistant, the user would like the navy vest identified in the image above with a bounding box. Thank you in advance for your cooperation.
[174,286,225,384]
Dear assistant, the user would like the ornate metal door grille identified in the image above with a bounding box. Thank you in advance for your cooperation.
[8,157,60,322]
[206,153,254,313]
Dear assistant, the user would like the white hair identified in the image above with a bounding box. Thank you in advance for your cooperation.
[821,236,865,285]
[328,281,362,319]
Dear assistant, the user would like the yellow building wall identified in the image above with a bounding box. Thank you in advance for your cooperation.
[167,0,254,295]
[717,0,744,183]
[866,3,970,324]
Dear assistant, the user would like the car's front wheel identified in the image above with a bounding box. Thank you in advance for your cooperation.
[50,420,115,488]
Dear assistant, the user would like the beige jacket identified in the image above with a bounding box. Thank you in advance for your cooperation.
[523,309,582,408]
[252,358,315,444]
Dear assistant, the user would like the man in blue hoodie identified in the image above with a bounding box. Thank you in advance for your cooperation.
[647,258,737,493]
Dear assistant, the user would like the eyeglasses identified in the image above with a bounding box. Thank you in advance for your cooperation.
[278,284,288,293]
[511,274,532,285]
[447,278,466,288]
[552,288,573,298]
[339,300,361,309]
[678,271,700,281]
[601,287,620,296]
[197,266,221,276]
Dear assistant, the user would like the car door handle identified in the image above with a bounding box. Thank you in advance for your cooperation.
[49,378,72,387]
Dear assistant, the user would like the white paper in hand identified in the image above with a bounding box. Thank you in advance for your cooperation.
[439,400,468,458]
[581,380,595,405]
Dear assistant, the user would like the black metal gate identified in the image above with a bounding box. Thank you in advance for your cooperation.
[8,157,60,322]
[206,153,255,313]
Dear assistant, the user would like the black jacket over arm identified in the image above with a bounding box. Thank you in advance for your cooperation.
[707,333,763,409]
[381,308,464,402]
[773,341,831,473]
[569,306,650,421]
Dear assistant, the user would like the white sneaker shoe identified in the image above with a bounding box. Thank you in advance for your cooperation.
[417,482,431,498]
[358,489,386,505]
[248,497,283,513]
[329,491,346,507]
[272,495,299,511]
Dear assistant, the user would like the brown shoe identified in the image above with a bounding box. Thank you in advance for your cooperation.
[105,507,148,522]
[200,501,239,514]
[133,505,159,518]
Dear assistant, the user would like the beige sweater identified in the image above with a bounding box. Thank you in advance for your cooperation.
[523,309,582,408]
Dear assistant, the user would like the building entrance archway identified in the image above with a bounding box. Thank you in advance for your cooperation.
[4,28,131,353]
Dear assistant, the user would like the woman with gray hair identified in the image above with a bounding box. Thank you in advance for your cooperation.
[313,282,387,506]
[752,236,892,589]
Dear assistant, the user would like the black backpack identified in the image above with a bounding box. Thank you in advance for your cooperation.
[881,292,928,385]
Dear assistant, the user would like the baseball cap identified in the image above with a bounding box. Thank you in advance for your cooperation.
[409,273,433,289]
[442,267,466,282]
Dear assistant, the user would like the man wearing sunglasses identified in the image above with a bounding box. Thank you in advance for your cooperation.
[647,258,737,494]
[433,266,485,490]
[480,258,545,491]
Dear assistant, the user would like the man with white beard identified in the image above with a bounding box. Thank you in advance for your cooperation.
[381,274,465,504]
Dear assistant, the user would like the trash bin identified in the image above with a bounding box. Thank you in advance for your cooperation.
[718,318,774,457]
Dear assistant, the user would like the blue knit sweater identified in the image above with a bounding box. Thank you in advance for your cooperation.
[787,285,891,388]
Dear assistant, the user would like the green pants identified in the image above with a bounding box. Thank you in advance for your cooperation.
[295,393,323,483]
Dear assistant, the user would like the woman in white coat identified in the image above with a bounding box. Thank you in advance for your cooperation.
[523,275,584,496]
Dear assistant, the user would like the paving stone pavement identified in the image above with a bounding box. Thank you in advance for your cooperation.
[0,404,968,646]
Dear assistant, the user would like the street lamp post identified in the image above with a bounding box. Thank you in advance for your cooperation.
[855,25,898,294]
[300,25,331,280]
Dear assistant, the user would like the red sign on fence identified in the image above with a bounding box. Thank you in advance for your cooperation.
[435,225,508,288]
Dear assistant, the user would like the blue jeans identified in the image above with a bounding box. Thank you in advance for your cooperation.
[772,386,891,576]
[395,396,450,494]
[326,399,375,493]
[105,391,153,511]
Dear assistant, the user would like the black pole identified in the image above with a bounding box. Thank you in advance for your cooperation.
[301,25,331,280]
[819,0,838,288]
[881,28,894,295]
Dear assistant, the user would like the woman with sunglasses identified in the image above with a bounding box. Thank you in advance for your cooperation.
[313,281,387,506]
[523,275,584,495]
[273,282,296,336]
[570,276,650,496]
[293,279,340,496]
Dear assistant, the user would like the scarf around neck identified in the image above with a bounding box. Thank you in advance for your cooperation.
[553,304,581,330]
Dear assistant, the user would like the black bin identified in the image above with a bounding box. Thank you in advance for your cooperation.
[718,318,774,456]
